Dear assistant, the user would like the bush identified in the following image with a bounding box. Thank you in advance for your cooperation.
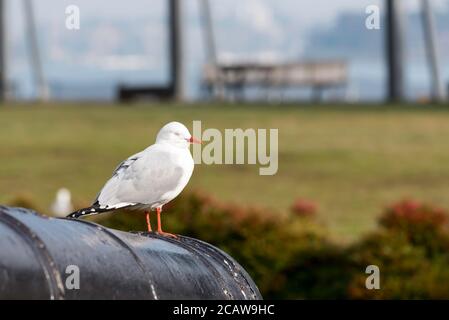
[380,199,448,231]
[348,200,449,299]
[97,195,449,299]
[290,198,318,218]
[378,199,449,255]
[7,194,41,212]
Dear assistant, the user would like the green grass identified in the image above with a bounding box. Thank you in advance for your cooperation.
[2,102,449,241]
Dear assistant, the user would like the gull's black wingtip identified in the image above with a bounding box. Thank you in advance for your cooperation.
[66,202,108,219]
[66,208,88,219]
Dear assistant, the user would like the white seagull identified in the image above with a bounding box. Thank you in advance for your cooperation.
[51,188,74,217]
[67,122,201,237]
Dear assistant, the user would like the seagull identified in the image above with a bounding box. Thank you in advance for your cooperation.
[67,122,201,237]
[51,188,74,217]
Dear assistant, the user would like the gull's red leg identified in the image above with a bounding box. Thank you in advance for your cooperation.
[145,211,152,232]
[156,207,177,238]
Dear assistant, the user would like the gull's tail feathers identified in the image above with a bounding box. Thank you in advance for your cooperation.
[66,202,134,219]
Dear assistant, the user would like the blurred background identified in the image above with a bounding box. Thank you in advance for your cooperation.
[2,0,449,101]
[2,0,449,299]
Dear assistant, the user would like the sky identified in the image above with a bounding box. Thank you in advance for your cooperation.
[8,0,447,27]
[8,0,448,26]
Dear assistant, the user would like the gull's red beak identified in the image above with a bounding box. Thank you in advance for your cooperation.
[188,136,202,144]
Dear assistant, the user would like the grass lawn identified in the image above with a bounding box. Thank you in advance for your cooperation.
[1,102,449,241]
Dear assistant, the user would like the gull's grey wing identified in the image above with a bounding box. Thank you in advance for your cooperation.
[96,145,190,208]
[93,150,144,206]
[111,151,144,177]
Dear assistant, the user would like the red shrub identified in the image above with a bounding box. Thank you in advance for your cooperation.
[380,199,448,231]
[290,198,318,218]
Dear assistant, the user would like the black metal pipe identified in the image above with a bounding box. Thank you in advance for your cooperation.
[0,206,261,300]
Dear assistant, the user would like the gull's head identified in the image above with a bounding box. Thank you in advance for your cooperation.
[156,122,201,148]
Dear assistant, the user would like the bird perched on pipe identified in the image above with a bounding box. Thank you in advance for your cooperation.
[67,122,201,238]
